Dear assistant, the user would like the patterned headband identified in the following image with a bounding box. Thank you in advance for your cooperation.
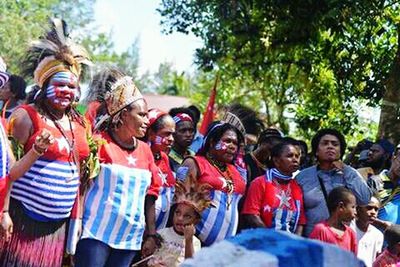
[148,108,167,127]
[173,113,193,124]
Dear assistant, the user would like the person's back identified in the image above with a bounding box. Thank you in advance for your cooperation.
[309,186,358,254]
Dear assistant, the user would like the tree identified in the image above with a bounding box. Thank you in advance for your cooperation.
[158,0,400,142]
[0,0,143,86]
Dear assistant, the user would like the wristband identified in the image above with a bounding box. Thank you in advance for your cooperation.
[32,144,45,156]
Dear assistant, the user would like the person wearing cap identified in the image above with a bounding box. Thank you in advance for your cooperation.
[75,69,162,266]
[243,128,283,185]
[144,108,176,230]
[176,121,246,246]
[168,107,196,173]
[296,128,372,237]
[0,20,90,266]
[373,148,400,225]
[358,139,395,181]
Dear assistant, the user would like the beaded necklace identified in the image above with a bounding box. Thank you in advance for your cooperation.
[47,112,77,182]
[206,153,235,210]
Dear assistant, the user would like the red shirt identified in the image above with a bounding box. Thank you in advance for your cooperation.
[373,249,400,267]
[242,175,306,232]
[85,101,101,129]
[97,132,161,197]
[155,151,175,187]
[195,156,246,194]
[310,221,357,255]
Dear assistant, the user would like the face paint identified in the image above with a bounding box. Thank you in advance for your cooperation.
[46,71,78,108]
[154,135,164,145]
[215,140,227,151]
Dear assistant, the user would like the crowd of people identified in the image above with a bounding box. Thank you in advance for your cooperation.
[0,19,399,267]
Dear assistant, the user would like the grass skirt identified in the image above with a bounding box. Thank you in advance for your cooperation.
[0,198,67,267]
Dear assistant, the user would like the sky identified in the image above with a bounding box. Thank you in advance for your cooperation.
[94,0,202,75]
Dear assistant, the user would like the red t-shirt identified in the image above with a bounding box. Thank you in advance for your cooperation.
[242,175,306,232]
[97,132,162,197]
[155,151,175,187]
[310,221,357,254]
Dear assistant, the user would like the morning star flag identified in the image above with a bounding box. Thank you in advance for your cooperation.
[199,75,219,135]
[182,228,364,267]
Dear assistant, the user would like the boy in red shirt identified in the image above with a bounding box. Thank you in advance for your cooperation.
[309,186,357,254]
[373,224,400,267]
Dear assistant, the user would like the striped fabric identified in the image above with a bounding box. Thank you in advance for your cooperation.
[0,71,9,89]
[81,163,152,250]
[265,168,293,182]
[196,190,242,246]
[0,123,9,179]
[10,158,79,221]
[182,228,364,267]
[270,199,301,233]
[155,186,175,230]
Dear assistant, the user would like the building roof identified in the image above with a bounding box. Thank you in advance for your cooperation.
[143,93,191,111]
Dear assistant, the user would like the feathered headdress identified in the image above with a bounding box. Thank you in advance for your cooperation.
[222,103,265,139]
[174,175,213,215]
[92,68,144,130]
[23,18,91,88]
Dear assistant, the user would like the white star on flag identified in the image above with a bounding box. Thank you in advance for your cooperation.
[263,205,272,212]
[276,191,291,209]
[148,109,161,120]
[56,137,70,153]
[219,177,227,189]
[158,169,167,184]
[127,155,137,166]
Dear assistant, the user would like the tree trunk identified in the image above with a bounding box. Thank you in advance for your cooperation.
[377,25,400,145]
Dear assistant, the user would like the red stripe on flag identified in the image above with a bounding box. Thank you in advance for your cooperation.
[199,75,219,135]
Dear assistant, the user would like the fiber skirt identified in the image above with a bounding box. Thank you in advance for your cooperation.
[0,198,67,267]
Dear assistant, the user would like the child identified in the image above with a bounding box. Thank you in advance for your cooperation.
[309,186,358,254]
[142,179,212,266]
[351,196,384,267]
[373,224,400,267]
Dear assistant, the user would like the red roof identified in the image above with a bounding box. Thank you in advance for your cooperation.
[143,93,191,112]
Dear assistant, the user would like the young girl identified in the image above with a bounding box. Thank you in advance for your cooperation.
[143,178,212,266]
[309,186,358,254]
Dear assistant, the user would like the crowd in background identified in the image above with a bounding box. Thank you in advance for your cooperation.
[0,19,399,267]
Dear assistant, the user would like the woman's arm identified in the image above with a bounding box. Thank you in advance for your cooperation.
[241,177,266,229]
[142,195,158,258]
[344,167,372,205]
[177,157,200,183]
[1,179,13,241]
[8,129,53,181]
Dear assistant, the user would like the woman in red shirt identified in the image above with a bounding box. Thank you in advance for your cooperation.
[241,139,306,234]
[179,121,246,246]
[145,108,176,230]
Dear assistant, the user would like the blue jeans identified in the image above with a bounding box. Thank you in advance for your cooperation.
[75,238,137,267]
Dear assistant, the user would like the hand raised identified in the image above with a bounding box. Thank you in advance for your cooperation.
[33,129,54,155]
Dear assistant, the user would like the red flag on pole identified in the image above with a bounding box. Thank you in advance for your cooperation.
[199,75,219,135]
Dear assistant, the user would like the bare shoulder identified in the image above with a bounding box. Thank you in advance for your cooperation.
[9,107,33,145]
